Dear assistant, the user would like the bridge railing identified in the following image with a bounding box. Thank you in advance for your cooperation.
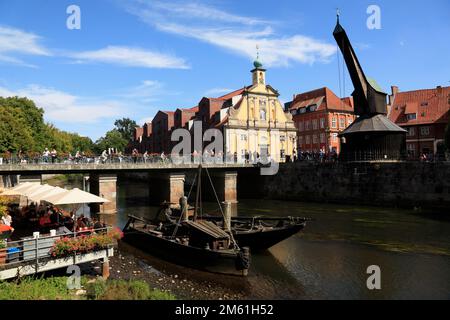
[0,154,276,167]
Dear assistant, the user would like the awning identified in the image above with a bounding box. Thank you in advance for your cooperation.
[0,182,37,196]
[28,186,67,203]
[41,188,109,205]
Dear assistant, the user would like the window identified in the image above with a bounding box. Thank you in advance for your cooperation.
[299,108,306,114]
[348,118,353,126]
[305,135,311,144]
[313,135,318,144]
[331,117,337,128]
[407,143,416,151]
[240,134,247,141]
[420,102,428,107]
[320,133,326,143]
[305,121,310,131]
[332,133,338,142]
[406,113,417,121]
[312,119,318,130]
[298,136,304,145]
[320,118,325,129]
[298,121,304,131]
[259,100,267,120]
[339,118,345,128]
[407,127,416,136]
[308,104,317,112]
[280,135,286,142]
[420,126,430,136]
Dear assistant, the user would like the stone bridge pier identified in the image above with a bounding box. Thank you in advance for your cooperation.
[19,175,43,184]
[148,172,185,206]
[89,174,117,214]
[203,171,238,204]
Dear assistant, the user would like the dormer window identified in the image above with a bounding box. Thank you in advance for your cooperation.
[307,104,317,112]
[420,102,428,107]
[406,113,417,121]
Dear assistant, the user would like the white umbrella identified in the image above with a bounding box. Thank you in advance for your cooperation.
[42,188,109,205]
[0,182,37,195]
[41,188,109,233]
[21,184,54,198]
[28,186,67,203]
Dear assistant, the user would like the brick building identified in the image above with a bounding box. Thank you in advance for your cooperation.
[388,85,450,158]
[152,111,175,154]
[174,106,198,130]
[286,87,356,154]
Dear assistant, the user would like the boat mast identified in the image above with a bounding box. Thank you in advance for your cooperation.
[193,164,202,222]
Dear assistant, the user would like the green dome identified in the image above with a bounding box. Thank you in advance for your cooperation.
[253,59,263,69]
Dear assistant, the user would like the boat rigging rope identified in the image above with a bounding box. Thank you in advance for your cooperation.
[204,167,240,250]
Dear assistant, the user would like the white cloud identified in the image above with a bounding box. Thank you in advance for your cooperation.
[0,85,122,124]
[118,80,164,102]
[138,1,270,26]
[138,117,154,126]
[204,87,234,97]
[0,25,51,67]
[123,1,336,67]
[69,46,189,69]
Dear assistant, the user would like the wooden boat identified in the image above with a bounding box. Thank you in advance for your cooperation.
[202,215,307,251]
[122,215,250,276]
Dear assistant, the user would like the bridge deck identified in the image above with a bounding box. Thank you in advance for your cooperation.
[0,162,254,175]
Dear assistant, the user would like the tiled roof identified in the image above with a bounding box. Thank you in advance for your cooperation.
[389,86,450,126]
[289,87,353,112]
[217,87,246,100]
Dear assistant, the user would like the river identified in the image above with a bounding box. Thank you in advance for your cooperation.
[58,178,450,299]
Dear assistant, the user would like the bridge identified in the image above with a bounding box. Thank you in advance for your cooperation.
[0,161,257,214]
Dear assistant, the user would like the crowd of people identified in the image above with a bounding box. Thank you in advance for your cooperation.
[1,202,107,242]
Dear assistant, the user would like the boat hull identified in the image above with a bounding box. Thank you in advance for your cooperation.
[233,223,305,251]
[122,227,249,277]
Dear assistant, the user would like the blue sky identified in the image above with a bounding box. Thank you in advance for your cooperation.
[0,0,449,140]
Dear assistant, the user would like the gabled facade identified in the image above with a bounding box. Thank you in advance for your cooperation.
[215,61,297,162]
[287,87,356,154]
[388,85,450,157]
[152,111,175,154]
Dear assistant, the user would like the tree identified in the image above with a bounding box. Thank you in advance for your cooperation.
[114,118,138,142]
[0,96,94,156]
[94,129,128,154]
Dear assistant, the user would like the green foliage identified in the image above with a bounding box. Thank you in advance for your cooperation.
[0,196,12,219]
[114,118,138,142]
[86,279,107,299]
[0,276,74,300]
[0,277,176,300]
[86,279,176,300]
[0,97,94,155]
[94,129,128,154]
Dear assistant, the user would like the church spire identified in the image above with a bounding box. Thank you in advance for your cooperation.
[251,44,266,85]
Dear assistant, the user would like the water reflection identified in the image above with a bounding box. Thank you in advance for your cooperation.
[50,178,450,299]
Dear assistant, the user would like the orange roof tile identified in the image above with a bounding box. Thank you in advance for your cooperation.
[389,86,450,126]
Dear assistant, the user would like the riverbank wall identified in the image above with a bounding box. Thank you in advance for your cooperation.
[246,162,450,210]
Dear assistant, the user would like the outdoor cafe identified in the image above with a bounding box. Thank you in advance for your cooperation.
[0,183,118,280]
